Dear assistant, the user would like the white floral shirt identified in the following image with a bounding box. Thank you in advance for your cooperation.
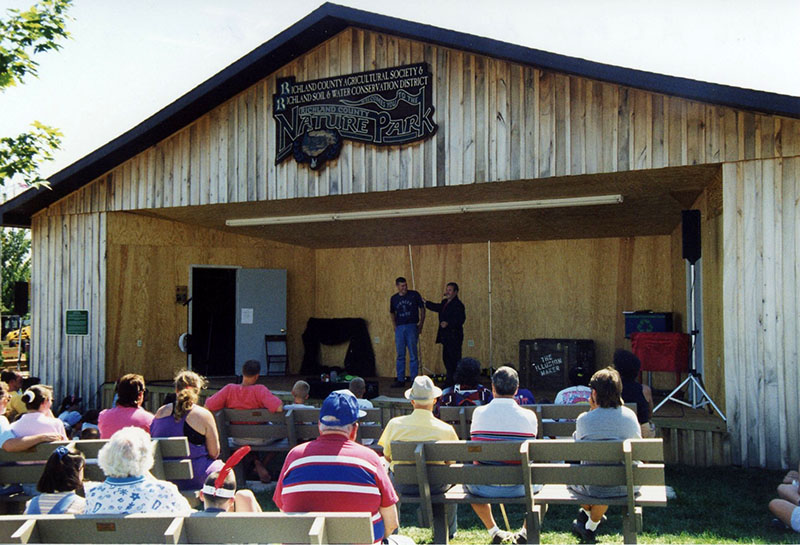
[85,475,192,514]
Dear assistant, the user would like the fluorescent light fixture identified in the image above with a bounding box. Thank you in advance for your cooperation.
[226,194,623,227]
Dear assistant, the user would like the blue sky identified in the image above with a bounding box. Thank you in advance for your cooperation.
[1,0,798,200]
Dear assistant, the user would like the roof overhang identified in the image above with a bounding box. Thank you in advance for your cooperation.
[135,164,720,248]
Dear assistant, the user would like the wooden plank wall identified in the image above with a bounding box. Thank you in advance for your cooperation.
[314,235,676,381]
[29,212,106,407]
[46,27,800,218]
[723,156,800,469]
[104,213,315,382]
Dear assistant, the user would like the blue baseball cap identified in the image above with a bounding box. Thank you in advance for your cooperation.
[320,390,366,426]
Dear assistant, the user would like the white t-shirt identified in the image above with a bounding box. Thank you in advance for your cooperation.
[470,398,538,440]
[554,385,592,405]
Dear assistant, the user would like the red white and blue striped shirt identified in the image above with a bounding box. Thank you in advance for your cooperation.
[274,433,398,543]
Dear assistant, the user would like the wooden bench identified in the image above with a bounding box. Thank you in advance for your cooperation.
[214,408,295,485]
[392,439,533,544]
[438,403,637,439]
[286,407,384,450]
[0,437,193,505]
[0,512,374,544]
[392,438,666,544]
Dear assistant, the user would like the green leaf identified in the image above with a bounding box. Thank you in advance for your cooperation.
[0,0,71,190]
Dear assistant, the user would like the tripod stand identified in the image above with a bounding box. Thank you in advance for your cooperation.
[653,260,726,421]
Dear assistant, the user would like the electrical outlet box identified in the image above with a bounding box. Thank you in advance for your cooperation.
[373,336,380,344]
[467,339,475,347]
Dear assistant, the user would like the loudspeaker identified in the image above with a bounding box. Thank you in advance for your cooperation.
[682,210,701,264]
[13,281,29,316]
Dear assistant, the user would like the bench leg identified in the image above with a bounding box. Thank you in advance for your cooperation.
[526,505,544,544]
[622,506,638,544]
[431,504,449,545]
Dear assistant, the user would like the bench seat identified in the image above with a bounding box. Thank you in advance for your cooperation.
[535,483,667,506]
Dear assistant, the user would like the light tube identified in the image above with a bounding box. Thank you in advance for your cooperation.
[226,194,623,227]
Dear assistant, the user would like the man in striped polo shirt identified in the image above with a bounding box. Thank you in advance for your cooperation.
[273,390,406,544]
[468,366,538,544]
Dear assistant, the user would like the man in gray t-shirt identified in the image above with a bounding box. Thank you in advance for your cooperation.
[570,367,641,544]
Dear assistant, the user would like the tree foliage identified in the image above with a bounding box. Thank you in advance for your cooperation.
[0,228,31,314]
[0,0,71,189]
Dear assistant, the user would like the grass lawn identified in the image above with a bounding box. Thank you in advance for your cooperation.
[256,464,799,544]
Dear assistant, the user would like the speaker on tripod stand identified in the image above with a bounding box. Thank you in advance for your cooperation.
[653,210,726,420]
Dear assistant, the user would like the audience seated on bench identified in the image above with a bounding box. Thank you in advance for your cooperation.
[86,427,193,515]
[151,370,223,491]
[275,391,413,545]
[98,374,154,438]
[24,445,85,515]
[204,362,285,485]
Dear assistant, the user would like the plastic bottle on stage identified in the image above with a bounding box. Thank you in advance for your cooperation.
[330,370,338,383]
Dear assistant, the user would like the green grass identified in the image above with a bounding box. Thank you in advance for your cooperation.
[255,464,797,544]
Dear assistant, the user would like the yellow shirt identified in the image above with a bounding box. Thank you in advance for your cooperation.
[7,391,27,419]
[378,408,458,471]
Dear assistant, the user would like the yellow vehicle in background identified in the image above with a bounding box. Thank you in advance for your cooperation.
[6,325,30,346]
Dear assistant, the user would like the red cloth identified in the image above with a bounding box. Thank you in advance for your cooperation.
[631,332,690,383]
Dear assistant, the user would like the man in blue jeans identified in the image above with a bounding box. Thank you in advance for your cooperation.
[389,277,425,388]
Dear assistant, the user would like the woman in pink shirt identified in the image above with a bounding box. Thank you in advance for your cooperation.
[10,385,68,440]
[98,374,154,439]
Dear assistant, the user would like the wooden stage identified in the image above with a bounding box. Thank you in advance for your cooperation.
[101,374,730,468]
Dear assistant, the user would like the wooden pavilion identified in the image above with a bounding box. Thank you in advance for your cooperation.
[0,4,798,469]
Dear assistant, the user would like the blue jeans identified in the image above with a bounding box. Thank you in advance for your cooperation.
[395,323,419,380]
[465,483,525,498]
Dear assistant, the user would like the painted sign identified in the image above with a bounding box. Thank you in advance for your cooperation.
[65,309,89,336]
[273,63,437,170]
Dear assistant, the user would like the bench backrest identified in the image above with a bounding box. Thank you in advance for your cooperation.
[391,440,529,488]
[285,408,384,447]
[0,512,374,544]
[286,408,323,445]
[437,403,637,439]
[8,514,182,544]
[214,408,288,458]
[391,438,665,489]
[176,512,373,544]
[527,438,665,487]
[0,437,193,486]
[355,409,383,444]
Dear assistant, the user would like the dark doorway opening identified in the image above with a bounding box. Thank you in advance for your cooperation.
[191,267,236,376]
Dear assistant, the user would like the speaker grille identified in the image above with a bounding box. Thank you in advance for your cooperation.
[682,210,701,263]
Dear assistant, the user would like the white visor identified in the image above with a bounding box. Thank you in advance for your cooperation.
[201,485,235,499]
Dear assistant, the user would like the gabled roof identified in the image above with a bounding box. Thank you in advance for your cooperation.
[2,2,798,227]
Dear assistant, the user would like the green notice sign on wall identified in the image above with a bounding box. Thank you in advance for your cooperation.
[65,310,89,336]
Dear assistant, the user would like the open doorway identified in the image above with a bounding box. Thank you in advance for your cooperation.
[190,267,236,376]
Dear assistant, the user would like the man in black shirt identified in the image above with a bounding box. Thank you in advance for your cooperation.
[389,277,425,388]
[424,282,466,387]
